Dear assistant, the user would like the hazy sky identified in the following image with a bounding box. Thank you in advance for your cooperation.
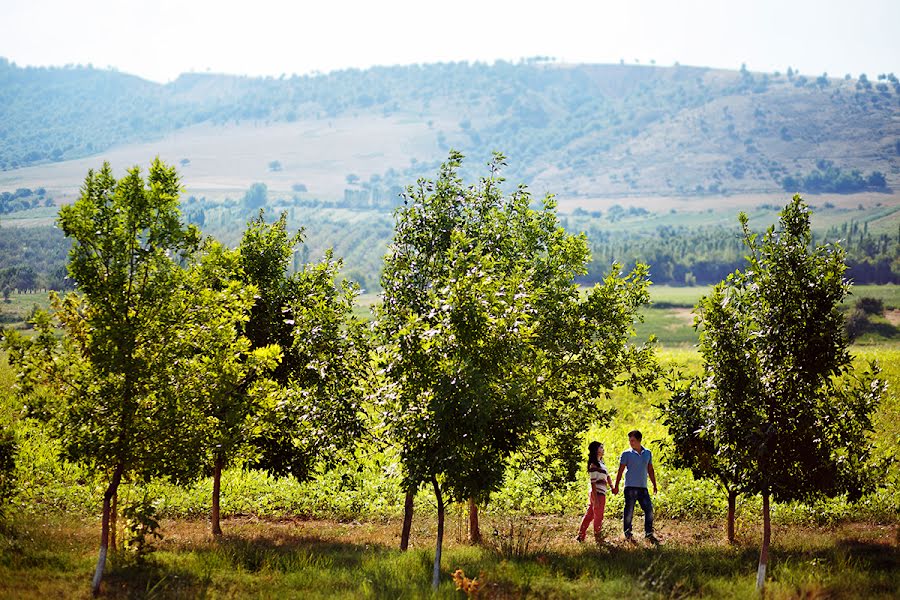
[1,0,897,83]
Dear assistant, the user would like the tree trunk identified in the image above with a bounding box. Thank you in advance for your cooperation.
[727,489,737,544]
[110,489,118,552]
[91,464,123,597]
[212,454,224,536]
[431,477,444,591]
[400,488,414,551]
[468,497,482,544]
[756,491,771,592]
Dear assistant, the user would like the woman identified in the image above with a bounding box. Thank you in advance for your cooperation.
[577,441,613,543]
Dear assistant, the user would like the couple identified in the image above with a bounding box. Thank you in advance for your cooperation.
[576,430,660,545]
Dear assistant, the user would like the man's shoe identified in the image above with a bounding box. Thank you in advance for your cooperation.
[625,535,637,544]
[646,534,661,545]
[575,534,585,543]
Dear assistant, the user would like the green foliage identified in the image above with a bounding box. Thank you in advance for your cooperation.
[379,152,655,505]
[238,211,369,482]
[6,159,204,483]
[693,196,886,503]
[2,158,206,592]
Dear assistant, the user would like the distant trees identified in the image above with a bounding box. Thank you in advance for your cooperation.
[0,187,52,214]
[242,182,268,210]
[781,160,888,194]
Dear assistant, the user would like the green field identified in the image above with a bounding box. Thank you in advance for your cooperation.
[1,346,898,597]
[2,514,896,599]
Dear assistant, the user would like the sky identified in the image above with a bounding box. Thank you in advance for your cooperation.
[0,0,897,83]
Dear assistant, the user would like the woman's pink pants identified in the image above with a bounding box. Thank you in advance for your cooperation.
[578,490,606,538]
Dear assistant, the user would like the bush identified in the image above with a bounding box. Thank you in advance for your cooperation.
[855,296,884,316]
[844,308,870,341]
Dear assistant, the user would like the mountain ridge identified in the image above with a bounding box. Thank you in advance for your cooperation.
[1,57,898,201]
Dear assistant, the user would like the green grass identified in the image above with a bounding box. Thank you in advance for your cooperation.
[0,292,53,329]
[1,514,897,599]
[646,284,900,310]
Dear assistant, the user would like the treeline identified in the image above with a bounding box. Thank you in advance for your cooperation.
[0,187,54,213]
[2,217,896,297]
[582,225,899,286]
[782,160,889,194]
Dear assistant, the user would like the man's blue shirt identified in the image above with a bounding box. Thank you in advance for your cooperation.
[620,447,652,488]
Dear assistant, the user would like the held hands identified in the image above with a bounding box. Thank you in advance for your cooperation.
[612,486,619,495]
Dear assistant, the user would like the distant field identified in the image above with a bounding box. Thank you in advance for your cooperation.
[0,116,451,204]
[647,284,900,309]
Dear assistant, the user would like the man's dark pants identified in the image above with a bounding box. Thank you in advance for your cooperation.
[623,486,654,538]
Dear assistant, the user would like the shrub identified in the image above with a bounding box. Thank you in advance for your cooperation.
[855,297,884,316]
[122,495,162,564]
[844,308,869,341]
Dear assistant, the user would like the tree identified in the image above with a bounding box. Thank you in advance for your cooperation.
[166,240,282,536]
[4,159,203,595]
[378,152,655,588]
[691,195,884,591]
[659,377,740,542]
[242,182,268,210]
[237,211,369,490]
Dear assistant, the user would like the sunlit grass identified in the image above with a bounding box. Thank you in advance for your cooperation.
[1,514,897,599]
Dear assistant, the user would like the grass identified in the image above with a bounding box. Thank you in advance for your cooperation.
[1,514,897,599]
[1,319,897,597]
[646,284,900,310]
[635,284,900,346]
[0,292,53,329]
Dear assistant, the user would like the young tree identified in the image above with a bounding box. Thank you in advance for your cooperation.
[659,377,740,542]
[164,240,282,536]
[693,195,884,591]
[378,152,655,588]
[237,211,369,489]
[4,160,203,595]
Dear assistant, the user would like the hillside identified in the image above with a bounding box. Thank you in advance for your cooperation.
[1,58,899,202]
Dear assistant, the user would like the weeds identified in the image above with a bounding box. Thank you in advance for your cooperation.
[488,518,550,559]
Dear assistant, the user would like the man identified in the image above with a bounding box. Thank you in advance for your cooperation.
[612,430,659,544]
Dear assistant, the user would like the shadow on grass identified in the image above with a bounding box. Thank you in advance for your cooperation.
[10,521,899,599]
[104,561,213,600]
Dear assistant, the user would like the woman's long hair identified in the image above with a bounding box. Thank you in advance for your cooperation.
[587,441,602,470]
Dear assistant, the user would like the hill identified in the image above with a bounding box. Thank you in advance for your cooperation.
[1,58,899,202]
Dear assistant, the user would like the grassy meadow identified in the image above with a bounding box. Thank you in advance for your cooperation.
[1,340,898,598]
[1,286,898,597]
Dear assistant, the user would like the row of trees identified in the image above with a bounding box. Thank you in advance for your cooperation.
[0,187,54,213]
[3,158,885,594]
[4,160,369,594]
[4,156,657,594]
